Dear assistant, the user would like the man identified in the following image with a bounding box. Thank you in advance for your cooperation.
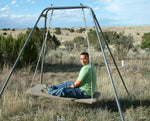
[47,52,97,99]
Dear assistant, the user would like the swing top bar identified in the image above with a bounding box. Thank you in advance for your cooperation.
[41,5,95,17]
[43,6,92,11]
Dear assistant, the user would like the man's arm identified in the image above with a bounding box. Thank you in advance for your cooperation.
[68,79,82,88]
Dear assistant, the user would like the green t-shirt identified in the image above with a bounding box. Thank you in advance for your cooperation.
[78,62,97,96]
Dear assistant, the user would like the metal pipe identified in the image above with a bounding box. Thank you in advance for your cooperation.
[40,11,48,84]
[0,8,47,97]
[89,8,125,121]
[94,15,130,97]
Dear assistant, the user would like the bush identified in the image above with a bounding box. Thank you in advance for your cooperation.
[88,30,102,51]
[73,36,86,49]
[64,41,74,51]
[54,27,61,35]
[0,27,61,69]
[0,34,14,65]
[0,35,4,69]
[11,28,15,31]
[76,28,85,33]
[47,34,61,50]
[3,32,7,35]
[141,32,150,49]
[0,33,38,68]
[69,28,74,33]
[17,33,38,67]
[26,27,61,51]
[2,28,8,31]
[105,32,134,60]
[87,30,134,60]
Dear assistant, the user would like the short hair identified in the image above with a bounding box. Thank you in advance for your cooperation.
[80,52,89,57]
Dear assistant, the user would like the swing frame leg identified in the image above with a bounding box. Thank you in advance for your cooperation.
[90,9,125,121]
[94,17,130,97]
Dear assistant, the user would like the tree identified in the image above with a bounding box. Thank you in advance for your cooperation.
[54,27,61,34]
[16,33,38,67]
[87,30,134,60]
[88,30,103,51]
[73,36,86,49]
[76,28,85,33]
[26,27,43,48]
[141,32,150,49]
[64,41,74,51]
[0,35,5,69]
[1,34,14,65]
[111,33,134,60]
[47,33,61,50]
[26,27,61,51]
[69,28,74,33]
[0,27,61,69]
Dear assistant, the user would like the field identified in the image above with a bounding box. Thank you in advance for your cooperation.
[0,26,150,121]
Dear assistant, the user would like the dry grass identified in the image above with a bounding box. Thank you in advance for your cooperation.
[0,49,150,121]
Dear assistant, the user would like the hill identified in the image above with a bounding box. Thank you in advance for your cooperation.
[0,26,150,46]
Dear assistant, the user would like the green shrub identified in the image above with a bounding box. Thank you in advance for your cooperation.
[2,28,8,31]
[107,32,134,60]
[73,36,86,49]
[0,35,5,69]
[54,27,61,35]
[0,34,14,65]
[47,34,61,50]
[11,28,15,31]
[0,27,61,69]
[69,28,74,33]
[141,32,150,49]
[0,33,38,68]
[26,27,43,47]
[87,30,134,60]
[3,32,7,35]
[88,30,102,51]
[26,27,61,51]
[73,36,85,43]
[17,33,38,67]
[64,41,74,51]
[76,28,85,33]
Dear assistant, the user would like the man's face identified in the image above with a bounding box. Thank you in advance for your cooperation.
[80,54,89,66]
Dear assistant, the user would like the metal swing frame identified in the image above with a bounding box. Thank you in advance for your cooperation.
[0,5,130,121]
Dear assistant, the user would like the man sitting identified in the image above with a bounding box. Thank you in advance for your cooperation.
[44,52,97,99]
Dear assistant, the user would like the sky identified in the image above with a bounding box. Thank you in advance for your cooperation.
[0,0,150,29]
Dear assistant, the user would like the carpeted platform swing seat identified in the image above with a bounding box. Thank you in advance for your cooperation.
[26,84,100,104]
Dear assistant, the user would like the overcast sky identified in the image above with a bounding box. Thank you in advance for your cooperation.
[0,0,150,29]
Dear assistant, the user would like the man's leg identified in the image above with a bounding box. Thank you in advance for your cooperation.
[63,87,89,98]
[55,81,74,89]
[48,81,74,96]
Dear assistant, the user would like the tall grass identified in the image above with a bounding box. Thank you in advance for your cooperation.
[0,49,150,121]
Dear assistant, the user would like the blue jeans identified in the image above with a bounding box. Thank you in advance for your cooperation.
[48,81,91,99]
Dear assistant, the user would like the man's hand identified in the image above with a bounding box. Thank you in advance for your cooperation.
[68,85,75,88]
[68,79,82,88]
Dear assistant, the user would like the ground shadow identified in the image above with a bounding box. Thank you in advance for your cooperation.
[36,62,102,73]
[39,63,82,72]
[72,99,150,112]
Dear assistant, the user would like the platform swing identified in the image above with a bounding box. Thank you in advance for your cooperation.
[0,5,130,121]
[27,5,100,104]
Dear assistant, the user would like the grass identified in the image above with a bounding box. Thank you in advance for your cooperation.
[0,50,150,121]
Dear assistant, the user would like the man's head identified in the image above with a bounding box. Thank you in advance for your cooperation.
[80,52,89,66]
